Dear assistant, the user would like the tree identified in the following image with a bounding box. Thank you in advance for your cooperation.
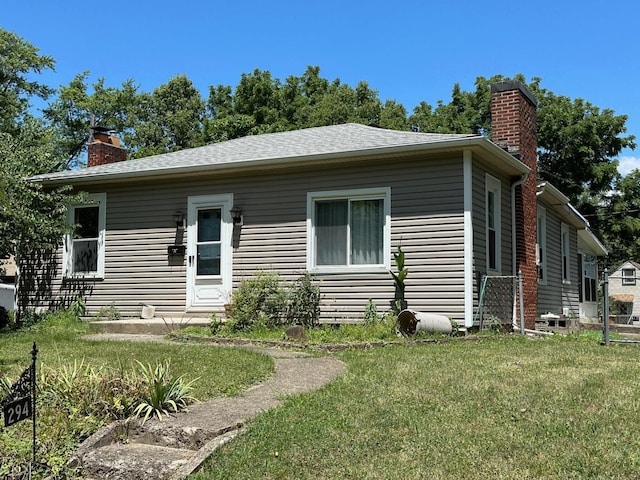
[0,29,79,320]
[44,72,141,168]
[46,73,206,161]
[596,169,640,266]
[0,29,55,134]
[132,75,206,157]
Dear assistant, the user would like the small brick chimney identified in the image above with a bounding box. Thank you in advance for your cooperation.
[490,81,538,329]
[87,126,127,167]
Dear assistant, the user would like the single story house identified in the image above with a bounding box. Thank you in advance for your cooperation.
[28,81,607,328]
[608,260,640,323]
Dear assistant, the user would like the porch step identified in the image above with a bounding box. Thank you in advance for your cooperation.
[80,442,195,480]
[88,317,211,335]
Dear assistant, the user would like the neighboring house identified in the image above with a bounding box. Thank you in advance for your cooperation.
[608,260,640,323]
[0,256,16,284]
[0,256,16,311]
[28,81,606,328]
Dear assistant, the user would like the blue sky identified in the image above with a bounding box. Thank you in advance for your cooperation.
[4,0,639,175]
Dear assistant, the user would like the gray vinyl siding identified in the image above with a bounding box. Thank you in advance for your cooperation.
[41,153,468,322]
[471,161,514,300]
[537,200,580,317]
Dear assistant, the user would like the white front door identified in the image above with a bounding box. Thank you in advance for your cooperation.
[186,194,233,310]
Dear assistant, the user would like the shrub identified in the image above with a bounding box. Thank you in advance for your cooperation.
[228,271,321,332]
[285,273,321,328]
[390,246,408,313]
[229,271,287,331]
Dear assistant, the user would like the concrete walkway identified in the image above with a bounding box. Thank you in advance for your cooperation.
[71,334,346,480]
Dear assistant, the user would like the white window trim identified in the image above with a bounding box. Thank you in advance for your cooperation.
[582,253,597,303]
[485,174,501,273]
[307,187,391,274]
[561,223,571,284]
[622,268,636,286]
[537,206,547,284]
[63,193,106,279]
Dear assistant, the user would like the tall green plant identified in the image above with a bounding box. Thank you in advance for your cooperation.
[285,273,321,328]
[391,246,408,313]
[132,360,198,424]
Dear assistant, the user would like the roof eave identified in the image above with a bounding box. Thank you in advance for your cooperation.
[32,135,529,187]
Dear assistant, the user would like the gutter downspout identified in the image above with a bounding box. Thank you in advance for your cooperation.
[463,150,473,328]
[511,172,529,276]
[511,172,529,330]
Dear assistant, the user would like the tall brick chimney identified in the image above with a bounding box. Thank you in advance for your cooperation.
[490,81,538,329]
[87,126,127,167]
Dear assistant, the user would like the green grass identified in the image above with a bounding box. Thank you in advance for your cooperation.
[191,314,452,345]
[0,311,274,478]
[0,313,274,399]
[192,335,640,479]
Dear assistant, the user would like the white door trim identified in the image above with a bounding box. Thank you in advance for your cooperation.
[186,193,233,311]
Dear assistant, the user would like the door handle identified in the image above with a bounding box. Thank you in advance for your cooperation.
[188,255,194,266]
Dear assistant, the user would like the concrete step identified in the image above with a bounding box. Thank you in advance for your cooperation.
[80,443,195,480]
[88,317,211,335]
[128,422,234,450]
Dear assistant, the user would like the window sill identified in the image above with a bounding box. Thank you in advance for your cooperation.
[309,266,389,275]
[63,273,104,281]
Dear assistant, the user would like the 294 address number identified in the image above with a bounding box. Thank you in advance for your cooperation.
[3,396,31,427]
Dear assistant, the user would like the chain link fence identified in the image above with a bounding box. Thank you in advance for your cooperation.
[474,274,523,331]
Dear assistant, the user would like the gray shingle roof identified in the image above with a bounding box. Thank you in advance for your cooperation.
[31,123,481,184]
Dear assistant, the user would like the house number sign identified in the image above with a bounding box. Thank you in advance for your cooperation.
[0,342,38,463]
[3,396,31,427]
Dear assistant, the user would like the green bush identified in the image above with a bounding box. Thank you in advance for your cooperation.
[229,271,287,331]
[225,271,321,333]
[285,273,321,328]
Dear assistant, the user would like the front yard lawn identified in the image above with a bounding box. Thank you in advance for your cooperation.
[0,312,273,478]
[192,334,640,479]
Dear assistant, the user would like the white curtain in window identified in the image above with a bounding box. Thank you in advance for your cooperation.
[351,199,383,265]
[316,200,347,265]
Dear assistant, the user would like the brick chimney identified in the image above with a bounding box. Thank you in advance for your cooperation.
[87,126,127,167]
[490,81,538,329]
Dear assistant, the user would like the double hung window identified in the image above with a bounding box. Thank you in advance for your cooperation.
[561,223,570,283]
[537,207,547,283]
[64,193,106,278]
[622,268,636,286]
[485,175,501,273]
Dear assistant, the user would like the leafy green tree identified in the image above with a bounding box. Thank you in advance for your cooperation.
[596,169,640,266]
[0,28,55,133]
[44,72,140,167]
[0,28,81,319]
[0,119,81,319]
[132,74,206,157]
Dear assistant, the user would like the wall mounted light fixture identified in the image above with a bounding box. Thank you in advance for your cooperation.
[172,211,185,229]
[230,206,243,226]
